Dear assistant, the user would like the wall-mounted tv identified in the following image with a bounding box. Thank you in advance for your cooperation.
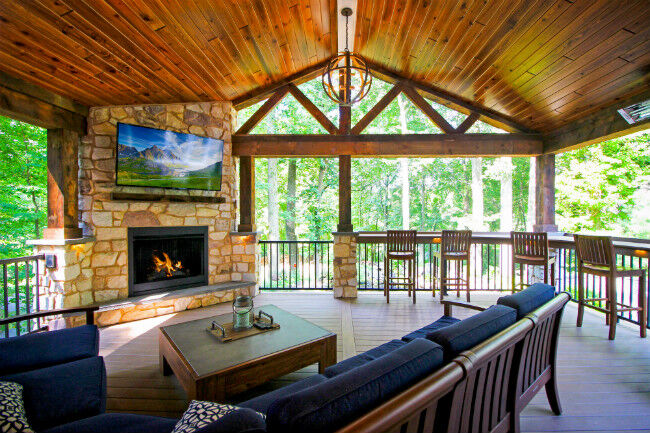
[116,123,223,191]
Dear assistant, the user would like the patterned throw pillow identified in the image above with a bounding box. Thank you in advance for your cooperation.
[0,381,34,433]
[172,400,265,433]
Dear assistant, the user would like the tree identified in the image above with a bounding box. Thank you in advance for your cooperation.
[0,116,47,258]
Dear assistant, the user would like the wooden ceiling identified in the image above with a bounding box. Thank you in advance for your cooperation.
[0,0,648,133]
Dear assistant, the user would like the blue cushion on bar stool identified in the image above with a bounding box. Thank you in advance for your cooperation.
[497,283,556,319]
[401,315,461,342]
[427,305,517,361]
[0,325,99,376]
[323,339,406,378]
[265,339,444,433]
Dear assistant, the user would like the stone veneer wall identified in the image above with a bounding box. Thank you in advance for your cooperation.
[333,233,358,298]
[34,102,259,322]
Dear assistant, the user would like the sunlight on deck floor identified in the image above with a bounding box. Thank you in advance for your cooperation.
[99,291,650,433]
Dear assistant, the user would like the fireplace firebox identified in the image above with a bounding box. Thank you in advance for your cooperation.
[128,226,209,297]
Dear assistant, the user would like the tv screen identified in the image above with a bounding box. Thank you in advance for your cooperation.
[116,123,223,191]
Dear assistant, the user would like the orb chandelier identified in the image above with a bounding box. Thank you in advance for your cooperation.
[322,7,372,106]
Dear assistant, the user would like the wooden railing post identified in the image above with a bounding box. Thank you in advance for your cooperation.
[44,128,82,239]
[534,154,558,232]
[238,156,256,232]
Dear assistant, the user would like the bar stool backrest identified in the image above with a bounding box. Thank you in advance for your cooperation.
[441,230,472,254]
[386,230,417,253]
[511,231,549,258]
[574,234,615,269]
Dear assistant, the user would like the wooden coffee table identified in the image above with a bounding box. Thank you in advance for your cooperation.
[159,304,336,402]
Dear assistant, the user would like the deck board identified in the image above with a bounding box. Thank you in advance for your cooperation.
[99,291,650,431]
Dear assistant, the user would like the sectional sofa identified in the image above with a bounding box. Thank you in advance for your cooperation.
[0,283,568,433]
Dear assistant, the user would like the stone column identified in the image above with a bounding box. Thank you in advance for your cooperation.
[230,232,260,296]
[333,232,358,298]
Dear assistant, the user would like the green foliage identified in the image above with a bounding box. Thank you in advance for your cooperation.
[556,132,650,237]
[0,116,47,258]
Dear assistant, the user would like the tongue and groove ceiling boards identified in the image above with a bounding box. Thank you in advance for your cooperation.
[0,0,648,133]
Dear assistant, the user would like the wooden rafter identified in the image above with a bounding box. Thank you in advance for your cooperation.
[402,85,456,134]
[232,134,543,157]
[455,112,481,133]
[287,84,339,134]
[235,86,290,134]
[351,83,403,134]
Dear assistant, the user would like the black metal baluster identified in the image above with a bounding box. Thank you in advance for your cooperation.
[25,260,31,332]
[3,263,8,338]
[14,264,20,336]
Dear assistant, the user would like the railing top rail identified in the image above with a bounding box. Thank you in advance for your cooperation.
[259,240,333,244]
[0,254,45,265]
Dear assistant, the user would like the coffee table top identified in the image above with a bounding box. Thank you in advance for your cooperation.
[159,304,334,377]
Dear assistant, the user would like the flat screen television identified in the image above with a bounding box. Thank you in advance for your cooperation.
[116,123,223,191]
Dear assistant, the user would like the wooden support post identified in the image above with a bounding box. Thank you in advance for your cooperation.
[534,154,557,232]
[45,129,82,239]
[238,156,255,232]
[338,68,353,232]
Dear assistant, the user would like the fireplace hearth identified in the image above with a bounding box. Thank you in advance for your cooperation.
[128,226,209,297]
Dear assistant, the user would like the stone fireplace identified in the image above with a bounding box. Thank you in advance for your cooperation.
[30,101,259,326]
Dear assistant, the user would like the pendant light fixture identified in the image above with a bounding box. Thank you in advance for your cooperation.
[322,7,372,106]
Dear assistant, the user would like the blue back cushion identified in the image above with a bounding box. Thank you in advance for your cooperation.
[266,339,444,433]
[427,305,517,360]
[1,356,106,431]
[497,283,556,319]
[324,339,406,378]
[0,325,99,376]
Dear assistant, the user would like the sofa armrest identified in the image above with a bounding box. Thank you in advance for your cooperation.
[441,299,487,316]
[0,306,99,327]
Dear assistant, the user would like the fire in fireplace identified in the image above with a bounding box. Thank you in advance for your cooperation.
[128,226,209,297]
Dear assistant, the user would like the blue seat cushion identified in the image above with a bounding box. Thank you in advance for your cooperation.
[428,305,517,360]
[266,338,444,433]
[41,413,177,433]
[0,325,99,376]
[324,339,406,377]
[1,356,106,431]
[497,283,556,319]
[401,315,461,342]
[239,374,328,415]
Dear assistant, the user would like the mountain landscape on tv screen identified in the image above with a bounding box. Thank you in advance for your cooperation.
[116,123,223,191]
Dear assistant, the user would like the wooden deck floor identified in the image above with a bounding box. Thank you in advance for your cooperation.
[99,291,650,432]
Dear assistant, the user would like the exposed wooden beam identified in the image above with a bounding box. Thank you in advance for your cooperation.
[232,134,543,157]
[235,86,290,134]
[367,62,536,134]
[0,85,86,133]
[402,85,456,133]
[455,112,481,133]
[232,60,330,110]
[287,84,338,134]
[45,128,82,239]
[351,83,403,134]
[543,89,650,154]
[238,156,255,233]
[0,71,88,116]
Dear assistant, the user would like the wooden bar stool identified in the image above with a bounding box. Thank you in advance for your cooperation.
[511,231,555,293]
[435,230,472,301]
[574,234,647,340]
[384,230,417,304]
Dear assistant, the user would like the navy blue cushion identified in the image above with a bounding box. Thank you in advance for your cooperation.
[1,356,106,431]
[324,339,406,377]
[41,413,177,433]
[239,374,328,415]
[0,325,99,376]
[193,408,267,433]
[401,315,460,342]
[497,283,556,319]
[428,305,517,360]
[266,338,444,433]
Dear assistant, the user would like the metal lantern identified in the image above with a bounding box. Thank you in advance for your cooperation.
[322,7,372,106]
[232,295,254,331]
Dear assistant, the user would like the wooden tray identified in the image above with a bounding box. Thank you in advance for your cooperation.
[207,319,280,343]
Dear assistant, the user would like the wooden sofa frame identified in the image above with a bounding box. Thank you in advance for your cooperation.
[336,292,570,433]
